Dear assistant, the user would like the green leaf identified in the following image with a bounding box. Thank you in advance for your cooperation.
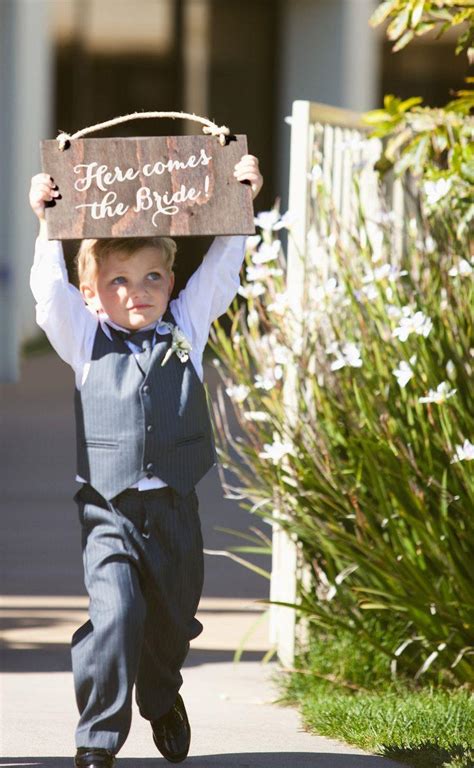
[393,29,415,51]
[415,21,436,35]
[363,108,390,123]
[387,6,410,40]
[411,0,425,27]
[369,0,399,28]
[227,545,272,554]
[399,96,424,112]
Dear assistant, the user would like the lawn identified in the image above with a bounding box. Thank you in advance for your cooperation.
[279,634,473,768]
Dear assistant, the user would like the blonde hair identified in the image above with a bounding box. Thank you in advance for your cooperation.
[76,237,177,285]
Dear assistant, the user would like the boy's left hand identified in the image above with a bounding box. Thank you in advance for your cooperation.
[234,155,263,200]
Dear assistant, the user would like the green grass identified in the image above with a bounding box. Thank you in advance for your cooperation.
[279,633,474,768]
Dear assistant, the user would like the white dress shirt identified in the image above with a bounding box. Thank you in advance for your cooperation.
[30,234,246,489]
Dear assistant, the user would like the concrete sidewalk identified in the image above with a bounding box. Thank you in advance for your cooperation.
[1,353,405,767]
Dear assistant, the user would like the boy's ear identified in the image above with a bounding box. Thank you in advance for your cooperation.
[81,283,101,310]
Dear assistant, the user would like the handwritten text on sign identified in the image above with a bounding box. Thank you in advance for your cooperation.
[40,135,255,239]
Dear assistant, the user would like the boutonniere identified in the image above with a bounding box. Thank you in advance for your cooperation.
[161,322,192,366]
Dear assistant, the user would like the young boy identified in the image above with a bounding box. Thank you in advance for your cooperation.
[29,155,263,767]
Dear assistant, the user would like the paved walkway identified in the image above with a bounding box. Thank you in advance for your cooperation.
[1,353,405,767]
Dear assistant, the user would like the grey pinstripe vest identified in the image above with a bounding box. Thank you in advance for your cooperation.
[74,309,215,500]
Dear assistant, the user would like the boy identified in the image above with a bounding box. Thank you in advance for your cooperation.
[28,155,263,767]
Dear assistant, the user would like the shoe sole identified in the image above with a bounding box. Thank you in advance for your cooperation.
[152,732,190,763]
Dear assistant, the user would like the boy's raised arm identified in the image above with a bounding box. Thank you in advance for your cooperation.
[29,173,98,375]
[171,155,263,353]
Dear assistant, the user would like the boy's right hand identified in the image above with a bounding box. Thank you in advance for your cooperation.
[29,173,60,221]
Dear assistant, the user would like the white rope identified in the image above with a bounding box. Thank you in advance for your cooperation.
[56,110,231,150]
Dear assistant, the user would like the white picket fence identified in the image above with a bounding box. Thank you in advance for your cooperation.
[269,100,405,666]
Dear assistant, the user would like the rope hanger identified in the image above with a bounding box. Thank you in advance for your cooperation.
[56,110,231,151]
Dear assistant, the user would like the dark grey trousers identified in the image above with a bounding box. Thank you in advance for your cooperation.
[71,483,204,753]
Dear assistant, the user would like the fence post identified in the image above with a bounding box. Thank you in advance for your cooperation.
[270,101,312,667]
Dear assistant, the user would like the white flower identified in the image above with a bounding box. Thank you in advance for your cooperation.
[361,283,378,301]
[238,282,265,299]
[363,264,408,284]
[424,236,436,254]
[254,365,282,391]
[243,411,271,422]
[267,291,289,316]
[245,234,261,253]
[451,439,474,463]
[251,240,281,265]
[446,359,455,379]
[423,178,452,206]
[259,435,294,464]
[308,164,323,182]
[325,341,339,355]
[254,209,294,232]
[246,264,283,282]
[448,259,473,277]
[161,323,192,366]
[254,374,274,391]
[393,355,416,388]
[392,309,433,342]
[328,342,362,371]
[418,381,457,404]
[225,384,250,403]
[256,334,291,366]
[247,309,259,328]
[386,304,403,319]
[314,277,343,305]
[254,209,280,231]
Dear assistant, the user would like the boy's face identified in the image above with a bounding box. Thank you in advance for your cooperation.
[82,246,175,330]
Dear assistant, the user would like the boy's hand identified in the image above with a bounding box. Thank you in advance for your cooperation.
[29,173,60,221]
[234,155,263,200]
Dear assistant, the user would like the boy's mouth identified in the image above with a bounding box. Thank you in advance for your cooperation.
[131,304,152,310]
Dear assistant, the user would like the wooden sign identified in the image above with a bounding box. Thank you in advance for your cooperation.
[40,134,255,239]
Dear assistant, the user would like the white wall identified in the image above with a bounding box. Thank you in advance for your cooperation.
[276,0,380,208]
[0,0,53,381]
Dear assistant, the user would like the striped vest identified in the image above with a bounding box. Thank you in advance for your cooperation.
[74,310,215,500]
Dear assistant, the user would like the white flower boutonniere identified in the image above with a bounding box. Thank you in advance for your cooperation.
[161,322,192,366]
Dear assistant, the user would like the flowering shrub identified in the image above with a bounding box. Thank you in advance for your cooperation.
[210,159,473,684]
[369,0,473,57]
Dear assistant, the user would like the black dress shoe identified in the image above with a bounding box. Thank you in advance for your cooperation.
[74,748,115,768]
[151,693,191,763]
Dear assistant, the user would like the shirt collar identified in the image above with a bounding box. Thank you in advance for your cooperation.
[98,313,168,341]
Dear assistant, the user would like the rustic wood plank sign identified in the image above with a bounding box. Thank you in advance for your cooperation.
[40,134,255,239]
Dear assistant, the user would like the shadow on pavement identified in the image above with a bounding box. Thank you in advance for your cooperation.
[0,645,266,674]
[0,755,405,768]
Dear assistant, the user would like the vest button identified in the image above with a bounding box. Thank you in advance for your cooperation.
[146,462,154,471]
[147,424,153,433]
[142,385,150,394]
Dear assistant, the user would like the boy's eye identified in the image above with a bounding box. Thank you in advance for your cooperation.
[111,276,126,285]
[147,272,161,281]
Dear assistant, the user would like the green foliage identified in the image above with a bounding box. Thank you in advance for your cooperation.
[282,636,474,768]
[210,165,474,685]
[363,90,474,238]
[369,0,474,58]
[209,0,474,693]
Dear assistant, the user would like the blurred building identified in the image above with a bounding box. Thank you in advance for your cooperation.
[0,0,466,380]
